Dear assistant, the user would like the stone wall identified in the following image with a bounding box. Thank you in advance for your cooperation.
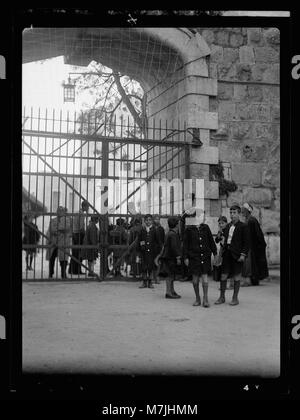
[198,27,280,264]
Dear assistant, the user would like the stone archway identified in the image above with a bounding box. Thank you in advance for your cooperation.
[23,27,220,230]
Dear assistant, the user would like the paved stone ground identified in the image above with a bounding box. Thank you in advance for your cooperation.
[23,275,280,377]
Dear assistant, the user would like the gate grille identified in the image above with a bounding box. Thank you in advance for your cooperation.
[22,108,199,281]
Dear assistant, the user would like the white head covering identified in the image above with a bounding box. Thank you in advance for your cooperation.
[242,202,253,213]
[185,208,205,225]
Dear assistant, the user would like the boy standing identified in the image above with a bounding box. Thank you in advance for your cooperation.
[138,214,162,289]
[183,210,217,307]
[215,205,250,306]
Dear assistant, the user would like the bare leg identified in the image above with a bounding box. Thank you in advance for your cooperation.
[192,275,201,306]
[215,273,228,304]
[171,275,181,298]
[230,274,241,305]
[165,277,172,295]
[202,274,209,307]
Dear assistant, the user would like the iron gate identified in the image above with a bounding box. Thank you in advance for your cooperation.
[22,108,201,281]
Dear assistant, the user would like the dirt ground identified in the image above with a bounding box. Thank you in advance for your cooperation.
[22,276,280,377]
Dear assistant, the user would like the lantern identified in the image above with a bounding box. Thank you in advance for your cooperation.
[63,76,75,103]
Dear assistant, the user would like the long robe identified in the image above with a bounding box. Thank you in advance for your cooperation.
[246,215,269,282]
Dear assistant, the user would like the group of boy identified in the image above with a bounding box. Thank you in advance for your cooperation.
[135,201,264,308]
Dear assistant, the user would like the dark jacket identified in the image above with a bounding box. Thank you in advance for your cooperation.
[81,222,99,261]
[153,225,165,257]
[223,220,250,260]
[183,223,217,260]
[160,229,181,260]
[138,225,162,257]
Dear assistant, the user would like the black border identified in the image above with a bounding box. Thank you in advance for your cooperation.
[1,7,299,405]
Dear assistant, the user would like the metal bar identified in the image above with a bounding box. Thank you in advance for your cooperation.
[22,130,194,148]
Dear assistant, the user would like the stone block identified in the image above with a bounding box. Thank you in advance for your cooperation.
[189,163,210,179]
[239,46,255,64]
[210,199,222,217]
[247,28,264,45]
[190,145,219,165]
[205,216,219,235]
[254,47,279,63]
[236,103,270,121]
[263,28,280,46]
[251,64,268,81]
[253,123,273,139]
[209,97,218,112]
[183,111,219,130]
[201,29,215,45]
[242,187,273,207]
[209,63,218,79]
[211,123,229,141]
[262,64,280,84]
[235,64,252,81]
[218,101,236,120]
[262,86,280,102]
[262,164,280,188]
[185,76,218,96]
[204,181,219,199]
[242,142,269,162]
[261,209,280,234]
[229,33,244,47]
[247,85,264,101]
[271,105,280,121]
[265,234,280,265]
[218,143,242,162]
[218,64,236,81]
[231,163,262,186]
[226,189,243,207]
[233,84,248,100]
[215,31,230,47]
[210,44,224,62]
[223,48,239,63]
[218,83,234,100]
[231,122,253,139]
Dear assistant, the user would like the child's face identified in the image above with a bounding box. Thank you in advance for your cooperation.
[145,217,152,227]
[219,220,227,230]
[230,209,240,223]
[154,216,160,225]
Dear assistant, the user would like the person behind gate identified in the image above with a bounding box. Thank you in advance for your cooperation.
[69,200,89,275]
[46,206,72,279]
[81,215,99,277]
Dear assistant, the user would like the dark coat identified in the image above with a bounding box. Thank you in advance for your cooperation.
[81,222,99,262]
[246,215,269,280]
[138,226,163,273]
[153,225,165,257]
[183,223,217,275]
[22,221,40,253]
[159,229,182,277]
[223,220,250,260]
[109,225,128,258]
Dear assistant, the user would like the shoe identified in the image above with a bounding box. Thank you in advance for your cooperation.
[193,300,201,306]
[214,297,225,305]
[139,281,147,288]
[229,298,239,306]
[203,300,210,308]
[165,294,179,299]
[172,292,181,298]
[88,272,97,277]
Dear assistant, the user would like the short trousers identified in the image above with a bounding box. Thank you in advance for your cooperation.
[221,249,243,278]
